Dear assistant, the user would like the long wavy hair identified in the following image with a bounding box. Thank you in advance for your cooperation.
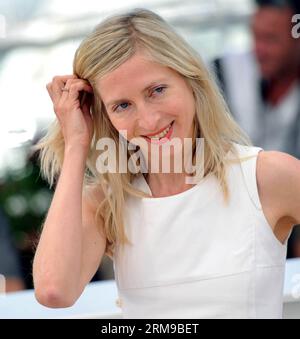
[34,8,252,259]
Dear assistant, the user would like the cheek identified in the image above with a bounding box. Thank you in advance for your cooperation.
[267,51,287,70]
[109,118,135,139]
[178,96,195,121]
[168,95,195,119]
[280,41,296,61]
[270,38,291,60]
[109,116,126,131]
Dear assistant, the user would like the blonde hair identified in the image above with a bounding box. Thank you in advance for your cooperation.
[34,8,252,259]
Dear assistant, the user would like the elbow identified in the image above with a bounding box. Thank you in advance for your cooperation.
[34,285,77,308]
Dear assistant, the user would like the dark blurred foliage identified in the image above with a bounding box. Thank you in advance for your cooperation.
[0,139,104,288]
[0,141,53,288]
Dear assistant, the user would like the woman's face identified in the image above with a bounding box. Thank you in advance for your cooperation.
[95,52,196,155]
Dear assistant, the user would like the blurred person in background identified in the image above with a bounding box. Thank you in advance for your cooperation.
[213,0,300,258]
[213,0,300,156]
[0,208,25,292]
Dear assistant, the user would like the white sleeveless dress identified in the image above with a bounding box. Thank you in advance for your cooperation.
[112,143,288,319]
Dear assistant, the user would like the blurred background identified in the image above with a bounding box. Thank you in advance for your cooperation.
[0,0,299,293]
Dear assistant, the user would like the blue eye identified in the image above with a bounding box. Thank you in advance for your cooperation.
[112,86,166,112]
[120,103,129,109]
[114,102,129,112]
[153,86,166,95]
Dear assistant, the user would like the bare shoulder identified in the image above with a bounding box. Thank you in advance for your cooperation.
[256,150,300,237]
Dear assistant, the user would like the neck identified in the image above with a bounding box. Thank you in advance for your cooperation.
[145,172,195,197]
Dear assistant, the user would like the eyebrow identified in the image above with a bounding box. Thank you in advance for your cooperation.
[106,78,169,108]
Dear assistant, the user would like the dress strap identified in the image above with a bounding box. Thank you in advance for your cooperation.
[237,144,264,210]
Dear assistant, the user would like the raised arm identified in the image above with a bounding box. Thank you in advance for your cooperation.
[33,75,107,308]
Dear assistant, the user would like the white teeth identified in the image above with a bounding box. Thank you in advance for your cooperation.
[148,123,172,139]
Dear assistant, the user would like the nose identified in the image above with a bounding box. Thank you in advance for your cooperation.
[136,102,161,135]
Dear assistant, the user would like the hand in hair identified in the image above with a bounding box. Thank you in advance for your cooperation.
[46,75,94,154]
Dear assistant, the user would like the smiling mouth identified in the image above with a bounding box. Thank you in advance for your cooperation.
[141,120,175,145]
[142,120,175,140]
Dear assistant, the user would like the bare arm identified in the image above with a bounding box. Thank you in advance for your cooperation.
[33,145,106,307]
[33,75,106,308]
[257,151,300,244]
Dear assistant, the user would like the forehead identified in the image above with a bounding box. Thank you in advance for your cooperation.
[252,7,292,32]
[95,53,178,101]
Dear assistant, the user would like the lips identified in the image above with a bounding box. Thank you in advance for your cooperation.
[142,120,175,138]
[143,120,174,145]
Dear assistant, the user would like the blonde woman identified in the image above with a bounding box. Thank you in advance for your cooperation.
[33,9,300,319]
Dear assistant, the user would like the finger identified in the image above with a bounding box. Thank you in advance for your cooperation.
[61,80,93,103]
[62,78,93,92]
[51,75,78,101]
[46,82,54,102]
